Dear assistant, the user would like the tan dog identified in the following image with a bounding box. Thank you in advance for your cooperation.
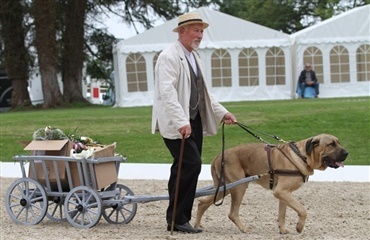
[194,134,348,234]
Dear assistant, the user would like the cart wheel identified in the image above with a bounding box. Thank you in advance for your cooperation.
[64,186,102,228]
[46,197,66,222]
[102,184,137,224]
[5,178,48,225]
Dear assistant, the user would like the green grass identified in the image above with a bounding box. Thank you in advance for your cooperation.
[0,97,369,165]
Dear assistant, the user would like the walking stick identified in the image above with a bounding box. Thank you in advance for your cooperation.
[170,134,186,235]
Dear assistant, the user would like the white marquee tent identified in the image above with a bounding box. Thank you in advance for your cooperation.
[112,6,369,108]
[112,7,292,107]
[290,4,370,98]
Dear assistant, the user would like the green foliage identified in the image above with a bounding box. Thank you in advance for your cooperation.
[0,97,368,166]
[216,0,370,33]
[85,29,117,80]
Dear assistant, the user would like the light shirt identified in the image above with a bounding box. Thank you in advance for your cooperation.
[179,42,198,76]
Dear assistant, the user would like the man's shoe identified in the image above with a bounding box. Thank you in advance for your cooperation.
[175,222,202,233]
[167,224,179,231]
[167,222,202,233]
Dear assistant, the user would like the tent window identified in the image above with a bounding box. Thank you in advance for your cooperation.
[126,53,148,92]
[211,49,232,87]
[265,47,285,85]
[239,48,259,86]
[356,44,370,82]
[330,45,350,83]
[303,46,324,84]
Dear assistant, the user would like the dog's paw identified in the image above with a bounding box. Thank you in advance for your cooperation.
[279,227,290,234]
[193,221,203,228]
[240,228,248,233]
[296,223,304,233]
[238,226,253,233]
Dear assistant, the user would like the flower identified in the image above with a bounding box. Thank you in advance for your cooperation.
[69,135,102,153]
[79,136,94,145]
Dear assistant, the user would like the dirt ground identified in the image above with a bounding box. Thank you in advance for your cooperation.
[1,177,369,240]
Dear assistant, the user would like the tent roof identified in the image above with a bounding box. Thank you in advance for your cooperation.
[114,7,291,54]
[291,5,370,44]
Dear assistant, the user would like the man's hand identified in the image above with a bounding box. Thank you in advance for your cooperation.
[179,124,191,138]
[222,112,237,125]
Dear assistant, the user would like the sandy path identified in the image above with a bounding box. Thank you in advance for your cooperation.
[1,177,369,240]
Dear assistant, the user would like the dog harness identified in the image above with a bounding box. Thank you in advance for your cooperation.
[265,144,308,190]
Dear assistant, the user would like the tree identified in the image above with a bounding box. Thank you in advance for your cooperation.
[0,0,31,108]
[1,0,219,108]
[216,0,370,34]
[33,0,64,107]
[314,0,370,21]
[216,0,304,33]
[61,0,88,103]
[85,29,117,81]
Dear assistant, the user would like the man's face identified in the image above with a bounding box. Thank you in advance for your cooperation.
[180,23,204,51]
[305,64,311,70]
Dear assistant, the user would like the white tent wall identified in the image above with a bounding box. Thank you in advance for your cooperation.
[293,42,370,98]
[112,51,157,107]
[200,47,293,103]
[291,5,370,99]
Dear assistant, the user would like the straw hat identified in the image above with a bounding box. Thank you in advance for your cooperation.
[172,12,209,32]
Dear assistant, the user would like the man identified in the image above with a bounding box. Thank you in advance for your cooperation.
[151,12,237,233]
[298,62,319,98]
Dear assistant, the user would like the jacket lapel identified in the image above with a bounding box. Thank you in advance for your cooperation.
[175,42,191,81]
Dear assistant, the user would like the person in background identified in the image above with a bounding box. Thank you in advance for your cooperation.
[298,62,319,98]
[151,12,237,234]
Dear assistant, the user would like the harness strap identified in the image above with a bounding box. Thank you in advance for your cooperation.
[265,145,275,189]
[265,145,307,190]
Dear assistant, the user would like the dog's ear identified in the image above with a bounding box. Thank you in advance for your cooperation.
[306,137,320,155]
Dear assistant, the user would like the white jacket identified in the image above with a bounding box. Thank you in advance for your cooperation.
[151,41,228,139]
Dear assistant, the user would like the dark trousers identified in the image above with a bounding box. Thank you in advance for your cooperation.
[163,113,203,225]
[300,82,319,97]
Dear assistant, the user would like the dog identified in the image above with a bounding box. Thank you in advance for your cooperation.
[194,134,348,234]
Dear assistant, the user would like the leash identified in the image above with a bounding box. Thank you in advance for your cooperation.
[213,123,227,206]
[236,122,288,144]
[237,122,307,163]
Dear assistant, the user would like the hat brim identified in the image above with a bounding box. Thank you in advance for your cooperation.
[172,21,209,32]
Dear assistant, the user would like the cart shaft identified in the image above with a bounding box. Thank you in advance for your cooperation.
[123,175,260,204]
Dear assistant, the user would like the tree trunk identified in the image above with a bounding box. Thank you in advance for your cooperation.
[61,0,88,103]
[0,0,31,108]
[33,0,64,107]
